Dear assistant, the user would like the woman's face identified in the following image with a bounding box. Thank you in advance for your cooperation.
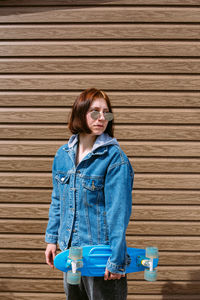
[86,98,110,136]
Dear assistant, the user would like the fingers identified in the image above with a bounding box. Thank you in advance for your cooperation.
[45,244,57,268]
[104,268,125,280]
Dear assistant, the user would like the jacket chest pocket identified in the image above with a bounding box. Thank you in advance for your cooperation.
[55,173,70,185]
[83,179,104,205]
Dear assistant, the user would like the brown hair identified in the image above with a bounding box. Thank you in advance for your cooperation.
[68,88,114,137]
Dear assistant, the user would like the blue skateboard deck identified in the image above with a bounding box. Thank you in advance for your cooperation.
[54,245,159,278]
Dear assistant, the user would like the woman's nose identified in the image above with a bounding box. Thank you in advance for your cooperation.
[98,112,106,120]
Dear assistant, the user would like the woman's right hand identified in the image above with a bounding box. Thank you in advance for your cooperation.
[45,243,57,268]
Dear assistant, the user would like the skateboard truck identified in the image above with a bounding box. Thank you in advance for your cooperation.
[66,247,83,285]
[137,247,159,282]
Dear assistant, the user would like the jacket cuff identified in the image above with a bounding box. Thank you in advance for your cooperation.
[45,233,58,244]
[106,257,126,275]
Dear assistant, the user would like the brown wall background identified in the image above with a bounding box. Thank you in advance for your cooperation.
[0,1,200,299]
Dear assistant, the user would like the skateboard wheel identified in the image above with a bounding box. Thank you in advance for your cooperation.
[67,270,81,285]
[69,247,83,260]
[144,269,157,282]
[145,247,158,259]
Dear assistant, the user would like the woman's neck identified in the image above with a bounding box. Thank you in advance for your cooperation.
[78,133,97,152]
[76,133,97,165]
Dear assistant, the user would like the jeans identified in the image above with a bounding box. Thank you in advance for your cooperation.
[63,273,127,300]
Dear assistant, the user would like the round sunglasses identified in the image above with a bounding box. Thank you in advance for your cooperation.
[90,110,114,121]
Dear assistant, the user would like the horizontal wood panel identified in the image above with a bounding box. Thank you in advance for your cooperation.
[2,295,199,300]
[135,174,200,189]
[1,264,200,281]
[127,297,200,300]
[0,141,200,157]
[0,189,51,203]
[1,157,200,173]
[128,281,200,295]
[131,158,200,172]
[1,249,199,266]
[127,221,200,236]
[1,25,200,40]
[1,204,200,221]
[1,125,200,140]
[0,173,200,189]
[133,205,200,220]
[1,235,199,251]
[0,0,200,5]
[0,294,65,300]
[0,250,47,263]
[12,157,200,173]
[1,41,200,57]
[127,236,200,251]
[1,189,200,205]
[1,108,200,124]
[1,92,200,107]
[0,278,200,294]
[1,219,199,236]
[1,7,200,23]
[2,58,200,74]
[1,75,200,90]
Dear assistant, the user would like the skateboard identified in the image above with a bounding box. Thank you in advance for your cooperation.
[54,245,159,285]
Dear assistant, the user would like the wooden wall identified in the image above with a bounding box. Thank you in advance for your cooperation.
[0,0,200,299]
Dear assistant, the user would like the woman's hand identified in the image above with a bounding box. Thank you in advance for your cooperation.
[45,243,57,268]
[104,268,125,280]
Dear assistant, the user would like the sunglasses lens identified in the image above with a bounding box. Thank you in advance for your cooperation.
[104,112,113,121]
[90,111,99,120]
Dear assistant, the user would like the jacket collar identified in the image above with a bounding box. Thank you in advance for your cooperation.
[65,133,118,154]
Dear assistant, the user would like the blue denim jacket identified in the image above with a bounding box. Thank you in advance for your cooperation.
[45,133,134,274]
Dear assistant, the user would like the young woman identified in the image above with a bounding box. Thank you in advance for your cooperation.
[45,88,134,300]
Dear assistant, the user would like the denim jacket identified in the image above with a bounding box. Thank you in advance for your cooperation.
[45,133,134,274]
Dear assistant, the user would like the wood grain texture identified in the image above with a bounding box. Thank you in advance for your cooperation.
[0,0,200,5]
[1,157,200,173]
[0,294,199,300]
[1,204,200,221]
[1,108,200,124]
[1,7,200,23]
[1,24,200,40]
[0,278,200,294]
[0,294,65,300]
[2,58,200,74]
[1,235,200,251]
[1,92,200,107]
[1,219,199,236]
[1,74,200,90]
[1,125,200,140]
[1,41,200,57]
[0,172,200,188]
[0,141,200,157]
[1,264,200,281]
[1,189,200,205]
[1,249,199,265]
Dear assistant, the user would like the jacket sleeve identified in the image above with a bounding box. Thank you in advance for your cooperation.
[45,153,60,244]
[104,156,134,274]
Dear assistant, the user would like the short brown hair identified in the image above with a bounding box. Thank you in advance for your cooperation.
[68,88,114,137]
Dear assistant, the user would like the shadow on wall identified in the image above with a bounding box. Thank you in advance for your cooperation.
[162,271,200,299]
[0,0,122,18]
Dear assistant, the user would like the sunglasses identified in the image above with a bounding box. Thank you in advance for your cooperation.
[90,110,114,121]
